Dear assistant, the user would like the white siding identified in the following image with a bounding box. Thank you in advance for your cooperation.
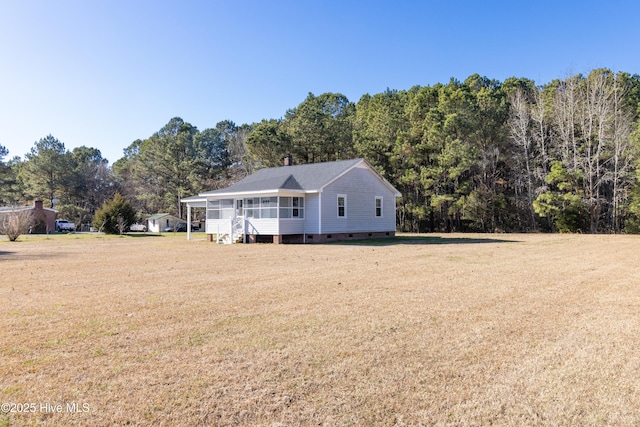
[206,218,232,235]
[148,220,160,233]
[303,193,320,234]
[207,218,280,235]
[278,219,305,234]
[245,218,279,235]
[320,166,396,233]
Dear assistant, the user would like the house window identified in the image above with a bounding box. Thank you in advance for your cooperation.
[279,197,304,218]
[375,197,383,218]
[338,195,346,218]
[292,197,303,218]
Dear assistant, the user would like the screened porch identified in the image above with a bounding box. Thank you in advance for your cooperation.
[206,196,305,220]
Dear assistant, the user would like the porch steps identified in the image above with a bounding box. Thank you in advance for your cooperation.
[216,217,245,244]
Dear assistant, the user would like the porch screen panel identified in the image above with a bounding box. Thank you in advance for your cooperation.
[261,197,277,218]
[207,199,234,219]
[279,197,291,218]
[207,200,219,219]
[244,198,258,218]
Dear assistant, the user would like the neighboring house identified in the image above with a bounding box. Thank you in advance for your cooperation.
[0,200,57,233]
[147,213,182,233]
[182,158,401,243]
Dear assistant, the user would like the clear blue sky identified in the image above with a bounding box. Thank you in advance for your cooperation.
[1,0,639,164]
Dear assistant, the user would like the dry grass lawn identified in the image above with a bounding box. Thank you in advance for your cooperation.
[1,232,640,426]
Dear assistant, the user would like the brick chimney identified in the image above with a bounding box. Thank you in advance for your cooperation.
[283,155,293,166]
[34,200,43,211]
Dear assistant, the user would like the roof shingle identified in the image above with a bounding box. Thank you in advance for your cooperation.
[200,158,364,195]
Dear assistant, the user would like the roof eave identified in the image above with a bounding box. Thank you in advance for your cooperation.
[198,189,310,198]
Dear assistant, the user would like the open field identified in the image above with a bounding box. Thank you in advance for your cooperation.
[1,232,640,426]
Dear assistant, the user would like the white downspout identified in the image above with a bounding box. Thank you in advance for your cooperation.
[318,191,322,235]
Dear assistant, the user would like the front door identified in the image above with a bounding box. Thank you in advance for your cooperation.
[234,199,245,243]
[235,199,243,217]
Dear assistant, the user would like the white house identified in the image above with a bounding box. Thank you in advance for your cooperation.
[181,158,401,243]
[147,213,182,233]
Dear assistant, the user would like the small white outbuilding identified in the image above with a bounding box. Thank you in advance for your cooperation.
[147,213,182,233]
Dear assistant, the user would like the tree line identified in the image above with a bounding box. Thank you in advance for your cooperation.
[1,68,639,233]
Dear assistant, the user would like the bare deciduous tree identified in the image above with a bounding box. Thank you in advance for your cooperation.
[553,74,580,171]
[0,209,33,241]
[508,87,537,230]
[531,86,550,180]
[116,215,128,236]
[609,74,635,232]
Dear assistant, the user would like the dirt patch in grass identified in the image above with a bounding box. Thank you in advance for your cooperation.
[1,233,640,425]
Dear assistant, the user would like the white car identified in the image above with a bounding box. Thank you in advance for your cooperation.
[55,219,76,232]
[129,223,147,232]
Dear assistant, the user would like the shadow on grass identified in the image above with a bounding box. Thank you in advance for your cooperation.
[0,249,65,260]
[123,233,164,238]
[329,235,519,246]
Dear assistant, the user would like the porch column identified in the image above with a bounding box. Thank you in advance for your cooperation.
[186,203,192,240]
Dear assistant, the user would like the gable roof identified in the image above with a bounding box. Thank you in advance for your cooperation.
[147,213,180,221]
[198,158,400,197]
[0,206,32,213]
[0,205,57,213]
